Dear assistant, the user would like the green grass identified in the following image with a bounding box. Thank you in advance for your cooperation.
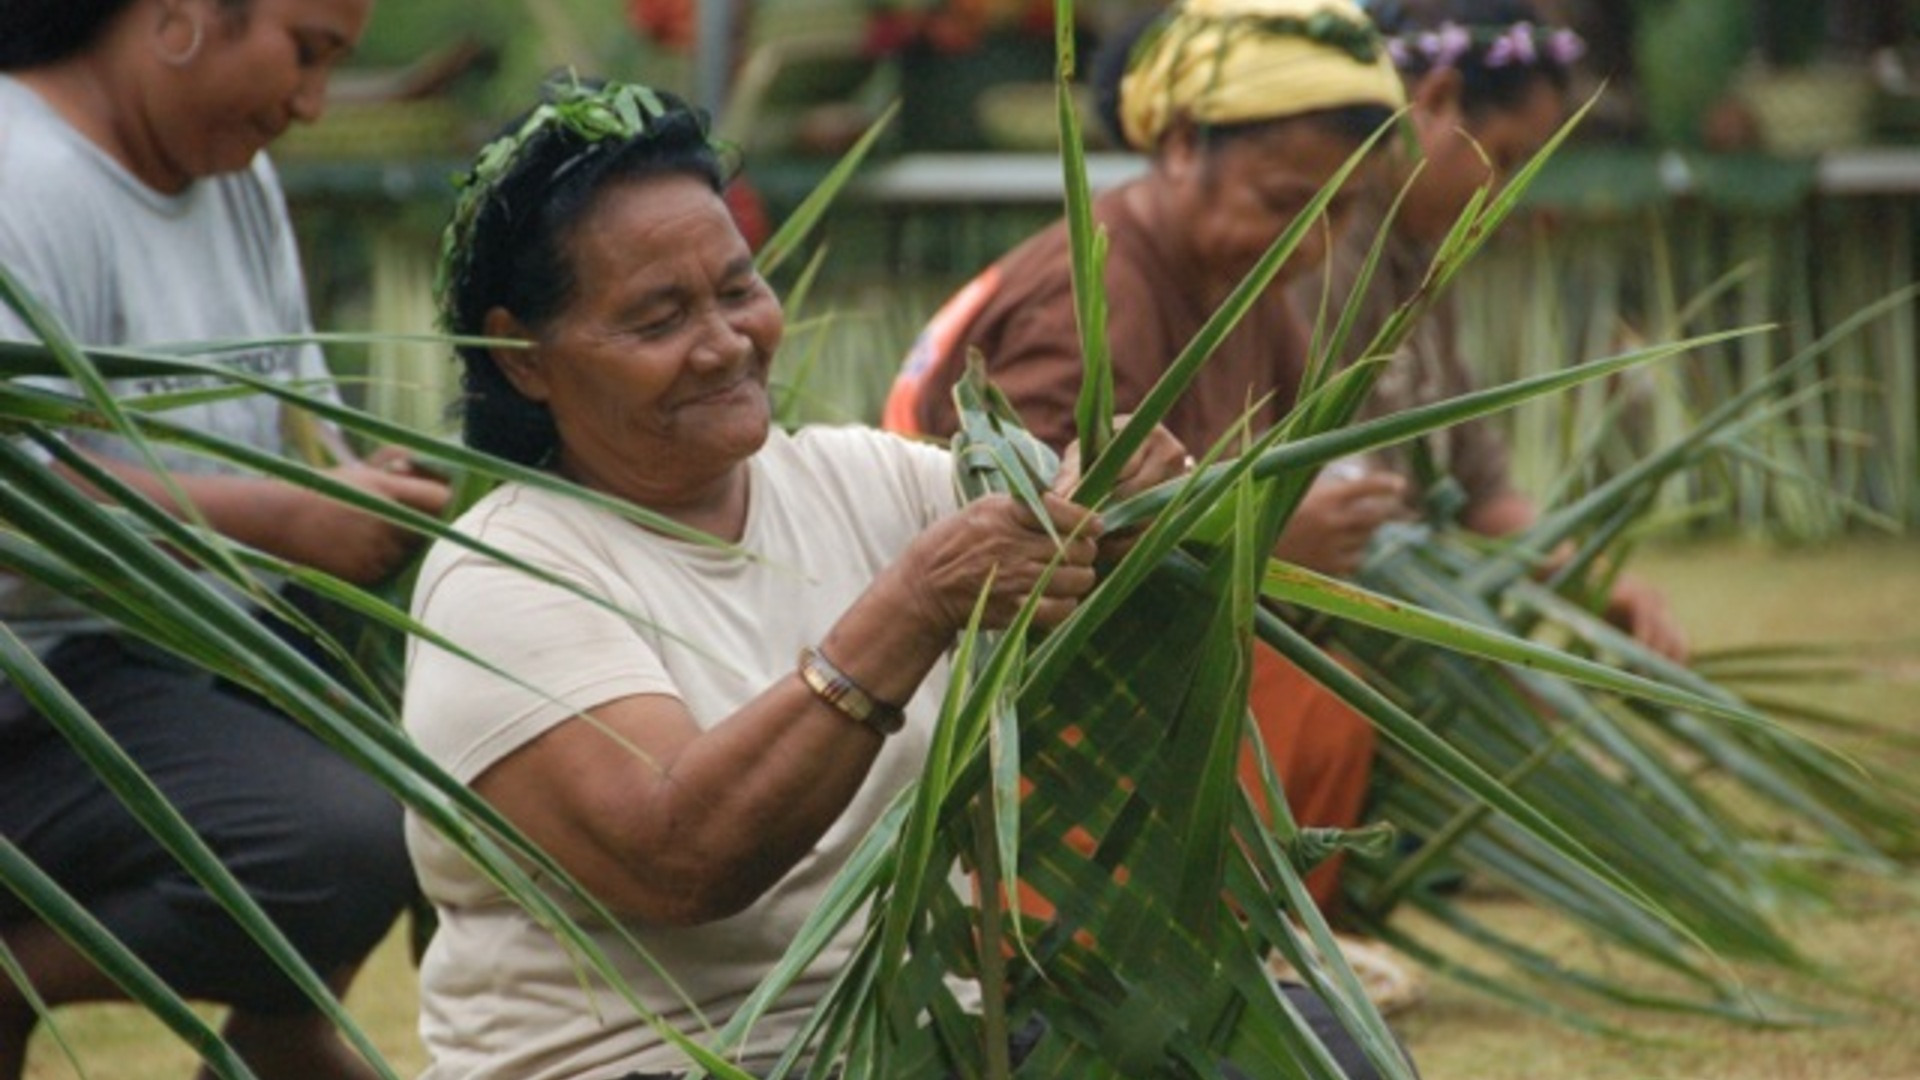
[1398,873,1920,1080]
[21,918,427,1078]
[1399,535,1920,1080]
[21,536,1920,1078]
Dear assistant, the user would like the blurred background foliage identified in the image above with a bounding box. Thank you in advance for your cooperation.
[275,0,1920,542]
[352,0,647,119]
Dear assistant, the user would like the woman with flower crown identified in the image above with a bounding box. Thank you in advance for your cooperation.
[1299,0,1689,661]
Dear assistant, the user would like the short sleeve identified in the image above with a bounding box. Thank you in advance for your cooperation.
[405,544,680,785]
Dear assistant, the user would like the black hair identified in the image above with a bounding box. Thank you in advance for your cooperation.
[1,0,133,69]
[1090,7,1164,150]
[443,81,728,466]
[1367,0,1573,117]
[0,0,247,69]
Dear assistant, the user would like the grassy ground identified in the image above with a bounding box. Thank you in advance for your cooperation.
[1397,874,1920,1080]
[20,536,1920,1078]
[1399,535,1920,1080]
[19,919,428,1079]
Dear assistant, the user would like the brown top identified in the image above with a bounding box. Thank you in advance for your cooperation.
[1295,188,1516,523]
[888,182,1309,455]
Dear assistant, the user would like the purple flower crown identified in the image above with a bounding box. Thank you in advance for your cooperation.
[1386,21,1586,71]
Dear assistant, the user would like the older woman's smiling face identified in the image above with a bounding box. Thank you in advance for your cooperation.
[501,172,784,521]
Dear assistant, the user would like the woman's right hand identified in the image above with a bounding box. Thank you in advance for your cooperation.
[1274,470,1406,577]
[896,491,1104,637]
[272,463,452,585]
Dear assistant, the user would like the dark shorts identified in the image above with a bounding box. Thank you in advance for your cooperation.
[0,632,412,1014]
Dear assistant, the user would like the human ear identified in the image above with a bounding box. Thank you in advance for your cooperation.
[1411,67,1466,138]
[1157,118,1205,183]
[483,308,549,402]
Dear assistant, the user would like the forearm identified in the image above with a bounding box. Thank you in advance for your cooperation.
[57,450,442,584]
[635,681,892,920]
[504,569,963,923]
[479,494,1096,922]
[56,454,311,557]
[673,578,951,830]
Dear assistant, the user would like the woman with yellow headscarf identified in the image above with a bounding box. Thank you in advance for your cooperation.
[886,0,1418,998]
[889,0,1407,562]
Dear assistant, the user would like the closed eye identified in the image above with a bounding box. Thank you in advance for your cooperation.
[294,31,350,69]
[717,258,764,301]
[635,311,685,338]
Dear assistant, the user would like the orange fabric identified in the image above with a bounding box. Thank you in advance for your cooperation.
[882,267,1004,437]
[1244,642,1376,916]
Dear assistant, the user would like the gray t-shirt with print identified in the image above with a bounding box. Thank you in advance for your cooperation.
[0,74,337,654]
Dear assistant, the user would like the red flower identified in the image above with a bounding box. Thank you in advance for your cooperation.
[863,0,1061,56]
[628,0,694,52]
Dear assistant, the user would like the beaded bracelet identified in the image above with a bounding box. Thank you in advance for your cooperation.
[797,646,906,736]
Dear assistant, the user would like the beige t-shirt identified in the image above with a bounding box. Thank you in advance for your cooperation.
[404,425,958,1079]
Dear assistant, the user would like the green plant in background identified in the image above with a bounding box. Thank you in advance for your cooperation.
[353,0,647,121]
[1321,435,1920,1022]
[1277,107,1920,1015]
[1454,200,1919,540]
[4,7,1916,1079]
[1330,520,1920,1025]
[1630,0,1752,147]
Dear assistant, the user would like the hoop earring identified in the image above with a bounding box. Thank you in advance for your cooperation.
[155,12,205,68]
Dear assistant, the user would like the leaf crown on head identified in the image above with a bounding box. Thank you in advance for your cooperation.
[434,74,729,332]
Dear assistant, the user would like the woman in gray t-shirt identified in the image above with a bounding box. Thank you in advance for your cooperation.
[0,1,447,1076]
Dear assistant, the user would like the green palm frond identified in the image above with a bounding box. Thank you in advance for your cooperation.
[0,831,258,1077]
[755,102,896,280]
[1272,287,1920,1018]
[0,624,395,1080]
[1055,0,1113,467]
[1313,520,1913,1018]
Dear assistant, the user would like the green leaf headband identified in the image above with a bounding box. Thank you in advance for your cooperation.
[1253,9,1388,64]
[433,76,723,332]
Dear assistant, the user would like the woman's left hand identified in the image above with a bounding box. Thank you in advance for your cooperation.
[1054,417,1188,559]
[1054,416,1189,497]
[1606,574,1688,664]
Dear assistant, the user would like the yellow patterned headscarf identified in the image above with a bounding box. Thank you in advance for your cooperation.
[1119,0,1407,151]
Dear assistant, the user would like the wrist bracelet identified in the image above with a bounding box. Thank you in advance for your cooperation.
[797,646,906,736]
